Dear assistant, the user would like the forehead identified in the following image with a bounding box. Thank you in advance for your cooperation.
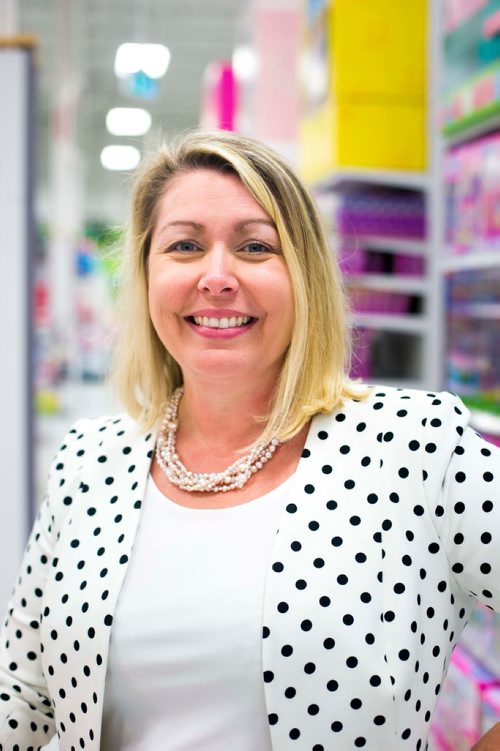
[155,168,272,223]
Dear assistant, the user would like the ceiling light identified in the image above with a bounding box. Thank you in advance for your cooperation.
[140,44,171,79]
[232,45,258,82]
[114,42,170,80]
[100,145,141,171]
[114,43,143,79]
[106,107,152,136]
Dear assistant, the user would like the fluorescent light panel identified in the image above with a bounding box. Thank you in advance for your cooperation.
[106,107,152,136]
[100,145,141,171]
[114,43,171,79]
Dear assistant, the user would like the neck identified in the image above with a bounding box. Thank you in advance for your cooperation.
[178,377,277,450]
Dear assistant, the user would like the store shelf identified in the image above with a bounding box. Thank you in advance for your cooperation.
[470,409,500,438]
[351,313,428,334]
[315,167,429,192]
[380,378,428,390]
[444,110,500,147]
[346,274,428,295]
[448,303,500,319]
[338,234,428,257]
[441,250,500,272]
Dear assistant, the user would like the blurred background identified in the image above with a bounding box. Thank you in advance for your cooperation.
[1,0,500,746]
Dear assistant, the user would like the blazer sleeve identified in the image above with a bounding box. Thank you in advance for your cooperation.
[422,392,500,610]
[0,421,86,750]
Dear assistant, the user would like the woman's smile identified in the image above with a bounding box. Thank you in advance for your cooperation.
[185,310,258,338]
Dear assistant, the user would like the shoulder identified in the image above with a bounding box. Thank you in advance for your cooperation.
[341,384,468,423]
[312,385,469,446]
[55,412,148,453]
[45,412,156,498]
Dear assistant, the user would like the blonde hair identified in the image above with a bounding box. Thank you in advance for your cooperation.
[112,130,360,441]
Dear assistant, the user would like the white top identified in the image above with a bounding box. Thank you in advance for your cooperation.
[101,473,294,750]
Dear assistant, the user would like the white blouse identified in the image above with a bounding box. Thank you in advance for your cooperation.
[101,473,294,750]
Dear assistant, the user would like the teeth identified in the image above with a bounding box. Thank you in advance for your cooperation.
[193,315,251,328]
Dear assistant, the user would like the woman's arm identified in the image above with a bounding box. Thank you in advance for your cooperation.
[423,393,500,612]
[0,492,58,747]
[472,723,500,750]
[0,423,83,748]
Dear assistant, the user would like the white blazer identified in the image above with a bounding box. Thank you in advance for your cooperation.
[1,386,499,750]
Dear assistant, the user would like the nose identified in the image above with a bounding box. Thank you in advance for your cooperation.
[197,246,239,296]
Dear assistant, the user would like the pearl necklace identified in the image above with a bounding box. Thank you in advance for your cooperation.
[155,387,281,493]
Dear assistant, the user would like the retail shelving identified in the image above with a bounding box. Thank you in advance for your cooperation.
[346,274,429,295]
[430,2,500,744]
[441,249,500,272]
[448,302,500,318]
[351,313,429,334]
[338,234,428,257]
[310,0,443,392]
[445,110,500,146]
[315,167,430,192]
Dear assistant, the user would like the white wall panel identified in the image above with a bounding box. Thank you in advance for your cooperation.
[0,44,34,611]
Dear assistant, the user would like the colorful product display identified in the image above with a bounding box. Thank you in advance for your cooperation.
[34,225,119,414]
[429,644,500,750]
[337,243,425,278]
[335,186,426,239]
[442,0,500,134]
[442,60,500,136]
[439,8,500,724]
[74,242,116,382]
[445,132,500,253]
[325,186,426,383]
[445,269,500,397]
[445,0,490,32]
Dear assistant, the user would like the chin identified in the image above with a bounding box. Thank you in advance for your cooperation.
[185,351,279,383]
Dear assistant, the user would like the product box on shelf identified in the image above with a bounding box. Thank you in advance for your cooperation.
[446,317,500,395]
[442,60,500,137]
[299,0,427,182]
[331,0,426,104]
[335,185,427,240]
[445,132,500,253]
[349,287,412,315]
[338,244,425,278]
[445,268,500,401]
[445,0,489,32]
[300,101,426,183]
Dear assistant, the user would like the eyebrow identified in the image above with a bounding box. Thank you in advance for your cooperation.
[155,217,277,239]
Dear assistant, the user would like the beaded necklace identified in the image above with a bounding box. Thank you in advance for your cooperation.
[155,387,281,493]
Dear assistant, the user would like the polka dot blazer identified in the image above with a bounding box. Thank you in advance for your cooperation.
[1,387,499,750]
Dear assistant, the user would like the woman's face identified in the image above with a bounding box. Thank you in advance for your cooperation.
[148,168,294,389]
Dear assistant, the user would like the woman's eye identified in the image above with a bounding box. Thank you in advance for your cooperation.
[242,241,271,254]
[169,241,199,253]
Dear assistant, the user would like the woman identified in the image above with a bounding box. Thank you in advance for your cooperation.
[1,131,499,750]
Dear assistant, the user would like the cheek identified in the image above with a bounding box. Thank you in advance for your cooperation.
[148,265,183,313]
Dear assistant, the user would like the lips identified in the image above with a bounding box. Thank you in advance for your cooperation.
[190,315,253,329]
